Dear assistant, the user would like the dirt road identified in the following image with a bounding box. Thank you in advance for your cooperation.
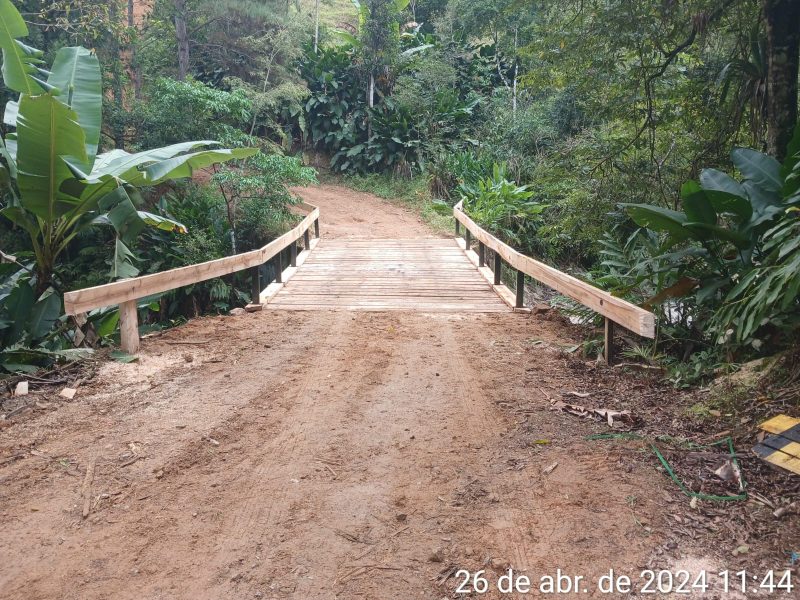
[1,185,717,599]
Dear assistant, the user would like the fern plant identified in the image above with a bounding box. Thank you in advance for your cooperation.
[711,208,800,345]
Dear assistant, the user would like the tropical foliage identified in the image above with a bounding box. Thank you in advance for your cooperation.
[2,0,800,383]
[0,0,308,371]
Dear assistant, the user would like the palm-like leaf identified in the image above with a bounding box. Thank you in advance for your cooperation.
[0,0,52,95]
[46,47,102,167]
[15,94,87,221]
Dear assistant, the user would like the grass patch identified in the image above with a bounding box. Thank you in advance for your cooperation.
[300,0,357,28]
[340,173,455,235]
[684,382,750,422]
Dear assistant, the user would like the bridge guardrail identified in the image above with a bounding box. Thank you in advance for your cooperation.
[453,200,655,363]
[64,202,320,354]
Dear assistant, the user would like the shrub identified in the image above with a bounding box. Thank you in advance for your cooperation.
[459,164,546,250]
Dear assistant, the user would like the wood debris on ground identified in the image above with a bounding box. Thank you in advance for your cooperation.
[59,387,77,399]
[549,398,632,427]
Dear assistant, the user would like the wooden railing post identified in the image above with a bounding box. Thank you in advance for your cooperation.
[465,229,471,252]
[119,300,139,354]
[304,229,311,250]
[455,220,460,237]
[515,270,525,308]
[493,253,501,285]
[290,242,298,267]
[314,218,320,238]
[274,251,283,284]
[250,266,261,304]
[478,242,485,267]
[604,318,616,365]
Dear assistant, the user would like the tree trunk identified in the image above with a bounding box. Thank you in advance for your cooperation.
[128,0,142,99]
[512,27,518,120]
[763,0,800,160]
[367,72,375,138]
[368,72,375,108]
[314,0,320,53]
[174,0,190,80]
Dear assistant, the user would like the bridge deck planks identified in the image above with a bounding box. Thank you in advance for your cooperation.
[267,238,508,312]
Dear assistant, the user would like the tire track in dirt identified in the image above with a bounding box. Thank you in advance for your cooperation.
[193,311,356,595]
[1,185,674,600]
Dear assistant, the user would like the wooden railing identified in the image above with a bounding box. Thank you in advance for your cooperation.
[64,202,321,354]
[453,201,655,363]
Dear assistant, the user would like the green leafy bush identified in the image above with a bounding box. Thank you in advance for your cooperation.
[427,150,494,200]
[610,126,800,366]
[0,264,90,373]
[459,164,546,249]
[131,77,254,149]
[711,207,800,345]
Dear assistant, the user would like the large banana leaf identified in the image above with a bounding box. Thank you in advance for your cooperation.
[15,94,87,221]
[137,147,258,185]
[27,288,61,340]
[699,168,752,221]
[622,204,691,245]
[97,186,186,279]
[0,0,51,95]
[46,47,102,168]
[681,181,717,228]
[69,140,222,182]
[5,279,33,345]
[98,186,186,245]
[112,238,140,279]
[731,147,782,193]
[65,144,258,204]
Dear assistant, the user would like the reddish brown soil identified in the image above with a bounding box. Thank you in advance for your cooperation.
[0,186,795,599]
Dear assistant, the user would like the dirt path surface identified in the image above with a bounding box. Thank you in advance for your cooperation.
[291,184,436,239]
[1,185,734,599]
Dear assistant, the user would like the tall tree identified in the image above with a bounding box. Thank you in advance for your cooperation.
[174,0,190,79]
[763,0,800,160]
[360,0,404,108]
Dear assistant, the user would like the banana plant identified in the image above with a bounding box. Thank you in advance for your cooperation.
[622,145,788,262]
[620,128,800,320]
[0,0,257,292]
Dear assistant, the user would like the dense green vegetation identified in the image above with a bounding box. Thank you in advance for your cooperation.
[1,0,799,384]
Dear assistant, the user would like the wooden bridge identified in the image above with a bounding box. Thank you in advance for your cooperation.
[64,199,655,361]
[267,238,507,312]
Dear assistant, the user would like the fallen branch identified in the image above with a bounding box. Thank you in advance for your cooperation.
[81,457,97,519]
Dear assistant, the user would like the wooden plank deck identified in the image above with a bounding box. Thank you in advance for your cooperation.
[267,238,509,312]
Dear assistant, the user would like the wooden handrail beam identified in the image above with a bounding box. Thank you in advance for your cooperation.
[63,202,320,354]
[453,201,655,339]
[64,204,319,315]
